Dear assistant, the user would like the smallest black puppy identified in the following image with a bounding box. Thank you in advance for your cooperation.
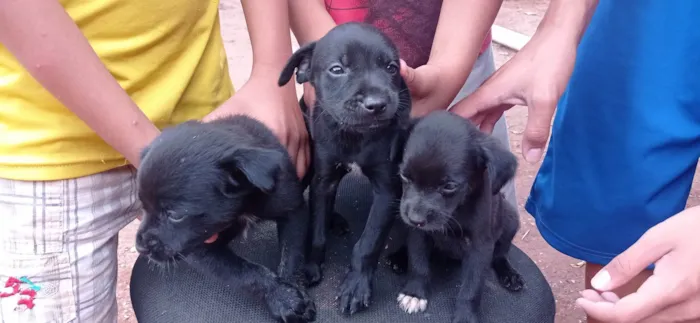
[395,111,523,323]
[135,115,315,323]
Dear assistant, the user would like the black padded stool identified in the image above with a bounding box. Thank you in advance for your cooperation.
[130,172,555,323]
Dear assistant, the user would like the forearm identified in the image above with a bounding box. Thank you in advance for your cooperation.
[289,0,336,45]
[241,0,297,84]
[427,0,503,99]
[537,0,599,45]
[0,0,159,167]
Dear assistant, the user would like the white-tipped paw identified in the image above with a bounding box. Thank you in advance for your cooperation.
[397,293,428,314]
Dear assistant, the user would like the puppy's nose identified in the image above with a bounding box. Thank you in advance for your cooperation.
[362,96,387,114]
[135,243,149,255]
[409,218,426,228]
[135,233,160,254]
[407,213,427,228]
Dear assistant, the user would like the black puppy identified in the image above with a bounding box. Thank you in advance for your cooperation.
[135,115,316,323]
[278,22,411,315]
[394,111,523,323]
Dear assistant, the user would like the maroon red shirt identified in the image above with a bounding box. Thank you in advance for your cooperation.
[325,0,492,68]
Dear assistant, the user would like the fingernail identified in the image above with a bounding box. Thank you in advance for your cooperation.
[525,148,542,163]
[591,270,611,290]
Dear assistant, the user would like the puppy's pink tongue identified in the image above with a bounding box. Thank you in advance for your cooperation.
[204,233,219,244]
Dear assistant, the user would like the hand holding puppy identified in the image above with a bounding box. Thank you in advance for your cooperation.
[399,60,445,117]
[450,29,576,163]
[204,74,310,179]
[577,205,700,323]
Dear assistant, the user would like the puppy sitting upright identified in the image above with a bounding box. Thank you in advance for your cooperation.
[395,111,523,323]
[135,115,315,323]
[278,22,411,315]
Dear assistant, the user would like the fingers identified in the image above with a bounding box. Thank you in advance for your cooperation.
[578,274,682,323]
[451,85,514,127]
[284,129,301,178]
[637,292,700,323]
[400,59,424,98]
[478,110,506,134]
[295,141,309,179]
[399,59,415,85]
[579,289,620,303]
[290,117,310,179]
[579,289,606,302]
[520,96,556,163]
[303,83,316,108]
[592,226,673,291]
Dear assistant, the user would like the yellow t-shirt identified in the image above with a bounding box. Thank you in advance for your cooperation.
[0,0,234,181]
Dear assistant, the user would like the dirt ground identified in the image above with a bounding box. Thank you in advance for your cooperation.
[115,1,699,323]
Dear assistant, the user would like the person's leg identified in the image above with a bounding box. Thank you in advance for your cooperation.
[0,166,141,323]
[448,44,517,207]
[525,3,700,322]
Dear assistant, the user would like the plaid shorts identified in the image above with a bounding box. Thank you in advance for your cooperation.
[0,166,141,323]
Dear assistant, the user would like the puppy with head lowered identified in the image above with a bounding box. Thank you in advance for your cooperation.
[278,22,411,315]
[135,115,315,323]
[394,111,523,323]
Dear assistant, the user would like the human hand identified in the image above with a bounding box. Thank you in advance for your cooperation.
[450,30,577,163]
[576,206,700,323]
[399,60,448,117]
[302,83,316,109]
[203,72,310,179]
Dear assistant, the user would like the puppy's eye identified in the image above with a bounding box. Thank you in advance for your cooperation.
[329,65,345,75]
[386,63,399,75]
[166,210,186,223]
[441,182,459,195]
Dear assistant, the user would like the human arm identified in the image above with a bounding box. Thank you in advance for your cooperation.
[577,205,700,323]
[288,0,337,108]
[204,0,310,178]
[289,0,336,46]
[451,0,599,163]
[0,0,160,168]
[402,0,503,117]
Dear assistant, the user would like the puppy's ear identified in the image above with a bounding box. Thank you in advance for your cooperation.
[479,135,517,195]
[219,147,285,193]
[278,42,316,86]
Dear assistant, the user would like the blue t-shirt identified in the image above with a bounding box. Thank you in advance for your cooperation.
[526,0,700,265]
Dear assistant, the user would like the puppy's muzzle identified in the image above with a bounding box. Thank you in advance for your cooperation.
[359,95,387,115]
[401,203,428,228]
[136,232,171,261]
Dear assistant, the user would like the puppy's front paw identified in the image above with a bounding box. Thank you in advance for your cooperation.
[499,270,524,292]
[304,263,323,287]
[493,259,525,292]
[329,212,350,236]
[264,280,317,323]
[385,248,408,275]
[397,278,428,314]
[337,270,372,315]
[451,307,478,323]
[397,293,427,314]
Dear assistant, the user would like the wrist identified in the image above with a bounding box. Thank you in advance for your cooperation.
[425,61,473,106]
[249,65,296,92]
[537,0,599,46]
[121,120,160,168]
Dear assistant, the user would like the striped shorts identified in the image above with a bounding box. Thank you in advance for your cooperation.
[0,166,141,323]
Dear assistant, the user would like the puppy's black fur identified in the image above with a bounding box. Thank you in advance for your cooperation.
[135,116,316,323]
[279,22,411,315]
[393,111,523,323]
